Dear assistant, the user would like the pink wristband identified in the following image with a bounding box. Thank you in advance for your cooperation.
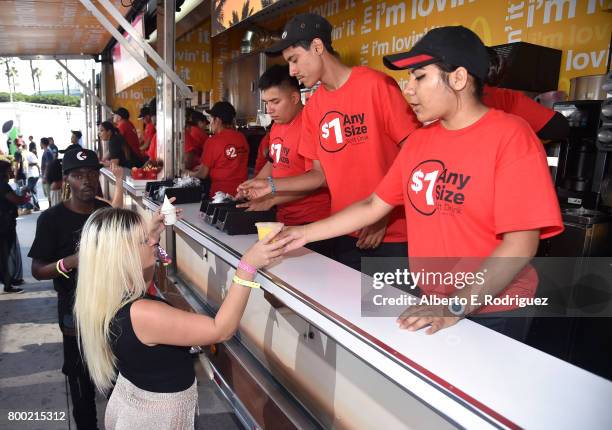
[59,258,71,273]
[238,259,256,275]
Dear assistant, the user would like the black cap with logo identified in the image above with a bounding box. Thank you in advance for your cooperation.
[62,149,103,174]
[113,107,130,119]
[383,26,489,81]
[205,101,236,124]
[265,13,333,56]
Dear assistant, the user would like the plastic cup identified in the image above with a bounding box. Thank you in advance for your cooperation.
[255,222,284,241]
[161,208,177,226]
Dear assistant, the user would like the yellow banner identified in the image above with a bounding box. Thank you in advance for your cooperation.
[212,0,612,94]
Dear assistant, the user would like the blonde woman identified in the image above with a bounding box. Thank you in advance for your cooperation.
[74,208,289,429]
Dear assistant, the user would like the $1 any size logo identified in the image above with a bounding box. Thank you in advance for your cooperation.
[318,111,368,153]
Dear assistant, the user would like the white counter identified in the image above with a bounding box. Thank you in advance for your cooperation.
[147,201,612,430]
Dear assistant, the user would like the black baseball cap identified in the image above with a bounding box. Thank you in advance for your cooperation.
[71,130,82,139]
[113,107,130,119]
[62,148,103,174]
[138,106,151,118]
[206,101,236,124]
[383,26,489,81]
[58,143,82,154]
[265,13,333,56]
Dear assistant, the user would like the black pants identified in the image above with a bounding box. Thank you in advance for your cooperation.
[332,235,408,276]
[26,177,40,209]
[62,334,98,430]
[0,227,16,290]
[469,310,533,342]
[304,238,336,259]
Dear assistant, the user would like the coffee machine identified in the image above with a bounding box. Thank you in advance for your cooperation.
[552,100,612,215]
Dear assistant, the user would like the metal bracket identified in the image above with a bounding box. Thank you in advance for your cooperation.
[54,58,113,115]
[96,0,193,99]
[79,0,158,80]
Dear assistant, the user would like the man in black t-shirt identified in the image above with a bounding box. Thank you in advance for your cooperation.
[29,149,107,430]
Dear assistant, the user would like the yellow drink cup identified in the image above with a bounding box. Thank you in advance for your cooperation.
[255,222,284,241]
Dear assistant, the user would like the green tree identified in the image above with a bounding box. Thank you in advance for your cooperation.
[55,71,65,95]
[29,60,36,94]
[8,66,18,94]
[34,68,42,94]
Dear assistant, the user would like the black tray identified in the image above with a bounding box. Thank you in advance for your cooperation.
[215,207,276,235]
[201,200,239,225]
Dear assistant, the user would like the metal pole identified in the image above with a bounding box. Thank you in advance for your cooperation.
[79,0,158,80]
[95,0,192,99]
[54,59,113,115]
[160,0,176,180]
[91,69,96,150]
[84,81,90,148]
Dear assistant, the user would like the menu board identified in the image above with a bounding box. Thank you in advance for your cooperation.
[212,0,282,36]
[112,13,148,94]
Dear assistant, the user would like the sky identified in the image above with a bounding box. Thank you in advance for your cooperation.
[0,58,97,95]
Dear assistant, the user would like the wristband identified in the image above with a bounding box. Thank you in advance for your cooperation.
[59,258,72,273]
[233,275,260,289]
[238,259,257,275]
[56,260,70,279]
[267,176,276,195]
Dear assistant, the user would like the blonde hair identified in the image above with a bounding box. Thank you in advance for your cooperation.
[74,208,149,393]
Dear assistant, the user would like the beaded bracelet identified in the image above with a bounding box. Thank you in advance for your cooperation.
[267,176,276,195]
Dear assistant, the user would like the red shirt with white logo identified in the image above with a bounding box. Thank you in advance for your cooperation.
[375,109,563,313]
[117,119,142,157]
[201,128,249,197]
[299,66,421,242]
[269,111,330,225]
[482,85,554,133]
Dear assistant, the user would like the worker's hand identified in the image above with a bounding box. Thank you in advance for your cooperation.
[236,178,272,200]
[242,225,291,269]
[356,216,388,249]
[277,226,308,253]
[397,304,461,335]
[236,196,275,211]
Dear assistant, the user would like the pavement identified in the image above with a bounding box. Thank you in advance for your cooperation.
[0,183,241,429]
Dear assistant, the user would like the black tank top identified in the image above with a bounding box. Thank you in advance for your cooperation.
[109,294,195,393]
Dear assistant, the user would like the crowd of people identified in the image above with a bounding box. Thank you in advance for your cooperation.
[0,13,571,430]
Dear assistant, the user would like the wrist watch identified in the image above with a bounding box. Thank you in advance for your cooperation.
[448,301,466,317]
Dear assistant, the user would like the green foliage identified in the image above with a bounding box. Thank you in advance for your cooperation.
[0,92,80,107]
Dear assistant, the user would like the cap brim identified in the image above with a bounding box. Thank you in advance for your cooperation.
[383,52,438,70]
[63,163,103,174]
[265,37,295,56]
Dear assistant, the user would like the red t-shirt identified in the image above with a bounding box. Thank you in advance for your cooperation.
[117,119,142,158]
[269,111,330,225]
[375,109,564,313]
[185,126,208,170]
[143,122,156,150]
[201,128,249,197]
[299,66,420,242]
[482,85,554,133]
[147,132,157,160]
[254,132,271,175]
